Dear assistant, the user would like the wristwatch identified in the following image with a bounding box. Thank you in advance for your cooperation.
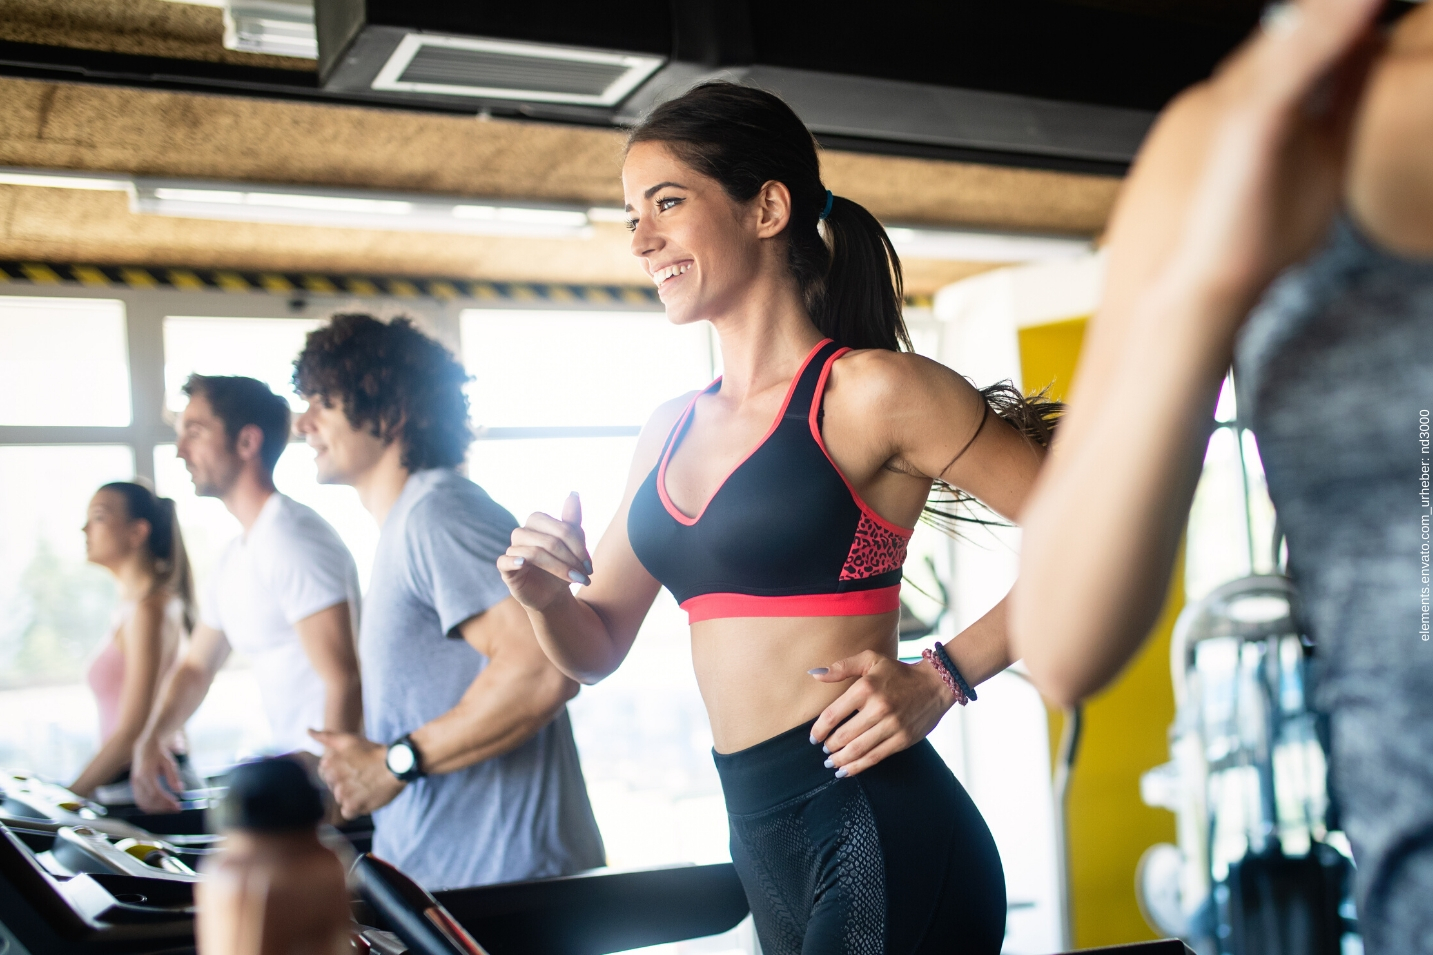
[384,734,425,782]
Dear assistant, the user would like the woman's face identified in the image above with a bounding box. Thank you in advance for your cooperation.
[622,141,785,326]
[83,490,144,569]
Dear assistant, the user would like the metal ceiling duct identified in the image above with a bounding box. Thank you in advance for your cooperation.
[312,0,1268,172]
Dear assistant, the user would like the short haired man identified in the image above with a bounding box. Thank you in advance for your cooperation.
[131,375,362,812]
[295,314,603,890]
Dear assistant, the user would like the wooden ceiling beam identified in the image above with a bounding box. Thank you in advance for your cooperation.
[0,75,1118,293]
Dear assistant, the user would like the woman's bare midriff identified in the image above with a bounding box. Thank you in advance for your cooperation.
[691,611,899,754]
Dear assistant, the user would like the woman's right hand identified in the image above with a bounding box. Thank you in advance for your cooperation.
[499,492,594,612]
[130,733,183,814]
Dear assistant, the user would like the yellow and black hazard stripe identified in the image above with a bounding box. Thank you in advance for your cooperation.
[0,261,662,307]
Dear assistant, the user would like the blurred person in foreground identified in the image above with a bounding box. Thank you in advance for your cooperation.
[294,314,602,891]
[1007,1,1433,951]
[130,375,362,812]
[71,481,195,798]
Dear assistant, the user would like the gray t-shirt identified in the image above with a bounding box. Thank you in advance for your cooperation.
[1236,216,1433,954]
[362,468,604,890]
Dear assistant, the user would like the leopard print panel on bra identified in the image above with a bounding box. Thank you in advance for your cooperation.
[839,514,909,581]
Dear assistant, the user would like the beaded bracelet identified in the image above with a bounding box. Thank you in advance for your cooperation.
[922,646,969,706]
[933,641,977,702]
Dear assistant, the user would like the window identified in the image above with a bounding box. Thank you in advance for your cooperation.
[0,297,130,426]
[163,316,323,413]
[463,309,714,429]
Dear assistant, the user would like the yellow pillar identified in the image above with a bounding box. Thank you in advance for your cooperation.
[1018,318,1182,949]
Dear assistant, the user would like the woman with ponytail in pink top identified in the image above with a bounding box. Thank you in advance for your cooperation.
[73,481,195,798]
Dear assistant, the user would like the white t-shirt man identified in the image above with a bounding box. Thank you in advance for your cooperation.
[201,492,361,754]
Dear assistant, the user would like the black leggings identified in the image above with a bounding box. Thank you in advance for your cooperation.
[714,719,1005,955]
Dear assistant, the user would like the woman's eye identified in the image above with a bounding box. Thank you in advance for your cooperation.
[624,218,638,232]
[657,197,683,212]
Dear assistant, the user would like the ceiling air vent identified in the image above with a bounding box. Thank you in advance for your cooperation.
[370,34,664,106]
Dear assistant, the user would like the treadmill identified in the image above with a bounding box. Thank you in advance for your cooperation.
[1,771,1195,955]
[0,770,750,955]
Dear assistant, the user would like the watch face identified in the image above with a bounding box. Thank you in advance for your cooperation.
[386,742,416,775]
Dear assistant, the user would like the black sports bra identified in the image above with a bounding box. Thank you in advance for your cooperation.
[627,338,913,623]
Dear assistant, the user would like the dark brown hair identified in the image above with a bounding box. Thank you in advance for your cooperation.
[292,314,473,472]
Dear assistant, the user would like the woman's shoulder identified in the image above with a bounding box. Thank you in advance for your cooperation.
[828,348,960,407]
[831,345,927,376]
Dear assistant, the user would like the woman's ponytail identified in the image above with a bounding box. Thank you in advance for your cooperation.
[100,482,196,630]
[815,196,909,352]
[154,497,196,632]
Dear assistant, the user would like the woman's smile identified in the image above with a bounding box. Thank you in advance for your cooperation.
[650,260,693,290]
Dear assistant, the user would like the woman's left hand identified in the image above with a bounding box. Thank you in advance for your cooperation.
[808,651,958,777]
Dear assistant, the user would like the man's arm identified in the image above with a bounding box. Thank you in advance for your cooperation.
[131,624,231,812]
[293,602,363,735]
[313,596,577,819]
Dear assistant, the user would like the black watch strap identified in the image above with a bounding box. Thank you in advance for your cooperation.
[385,734,425,782]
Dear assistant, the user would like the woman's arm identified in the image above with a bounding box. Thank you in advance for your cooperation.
[72,593,170,796]
[1011,0,1383,706]
[810,351,1046,775]
[498,396,687,682]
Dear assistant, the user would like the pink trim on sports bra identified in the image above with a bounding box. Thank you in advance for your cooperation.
[682,585,902,624]
[657,338,832,526]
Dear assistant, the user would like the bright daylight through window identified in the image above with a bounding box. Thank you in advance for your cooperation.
[0,296,130,426]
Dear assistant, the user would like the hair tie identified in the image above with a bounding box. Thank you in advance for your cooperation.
[818,189,834,221]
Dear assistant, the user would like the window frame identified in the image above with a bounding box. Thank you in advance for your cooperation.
[0,285,665,470]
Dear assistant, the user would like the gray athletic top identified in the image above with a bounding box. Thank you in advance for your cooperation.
[1236,216,1433,710]
[362,468,604,891]
[1235,216,1433,954]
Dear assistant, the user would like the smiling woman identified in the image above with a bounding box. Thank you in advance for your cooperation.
[495,82,1058,955]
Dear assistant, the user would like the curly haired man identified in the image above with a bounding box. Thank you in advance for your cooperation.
[294,313,603,891]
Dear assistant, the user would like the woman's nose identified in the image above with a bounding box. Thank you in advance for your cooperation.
[629,221,659,258]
